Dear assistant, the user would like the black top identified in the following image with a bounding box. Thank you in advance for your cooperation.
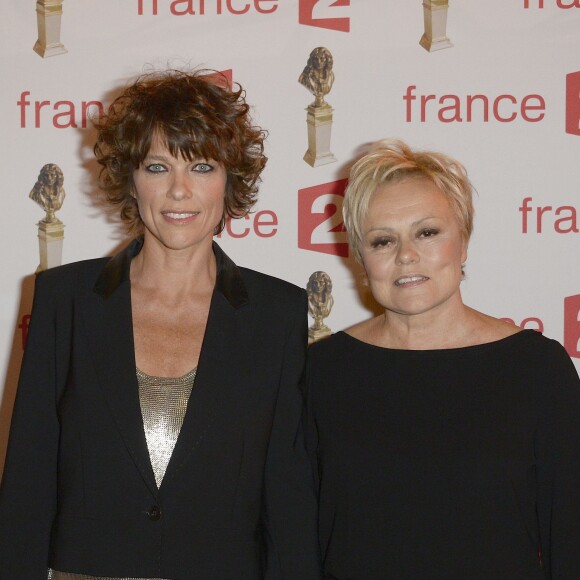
[305,330,580,579]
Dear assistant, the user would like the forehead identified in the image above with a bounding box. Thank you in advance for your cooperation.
[371,177,450,211]
[147,132,178,154]
[365,177,455,226]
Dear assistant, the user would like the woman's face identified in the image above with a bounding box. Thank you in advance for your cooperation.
[360,177,467,319]
[132,134,227,253]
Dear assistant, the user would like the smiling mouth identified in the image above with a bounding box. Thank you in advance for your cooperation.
[394,275,429,286]
[162,211,199,220]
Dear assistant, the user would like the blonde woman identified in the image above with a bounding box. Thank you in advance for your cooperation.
[305,139,580,579]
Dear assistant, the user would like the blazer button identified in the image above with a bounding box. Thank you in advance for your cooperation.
[148,505,162,521]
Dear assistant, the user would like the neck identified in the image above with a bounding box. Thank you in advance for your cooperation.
[379,294,476,350]
[130,235,216,297]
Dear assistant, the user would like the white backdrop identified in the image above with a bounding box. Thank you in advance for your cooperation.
[2,0,580,473]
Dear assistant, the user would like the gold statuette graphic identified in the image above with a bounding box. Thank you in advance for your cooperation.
[419,0,453,52]
[299,47,337,167]
[29,164,65,271]
[307,271,334,344]
[33,0,67,58]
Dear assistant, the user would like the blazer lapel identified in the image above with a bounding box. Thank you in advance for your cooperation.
[160,242,251,491]
[83,239,158,498]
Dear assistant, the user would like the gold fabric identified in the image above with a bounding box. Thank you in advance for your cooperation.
[48,571,167,580]
[47,367,196,580]
[137,366,196,488]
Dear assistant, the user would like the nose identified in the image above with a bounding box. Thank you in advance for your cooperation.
[167,169,192,201]
[395,239,419,265]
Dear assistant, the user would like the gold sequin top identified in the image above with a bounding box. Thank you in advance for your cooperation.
[48,572,167,580]
[48,367,196,580]
[137,366,196,488]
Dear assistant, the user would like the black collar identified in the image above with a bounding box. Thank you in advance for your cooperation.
[93,238,249,309]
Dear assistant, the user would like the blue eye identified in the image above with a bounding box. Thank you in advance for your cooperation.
[145,163,166,173]
[194,163,213,173]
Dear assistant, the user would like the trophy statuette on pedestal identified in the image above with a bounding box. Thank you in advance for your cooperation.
[307,271,334,344]
[419,0,453,52]
[33,0,67,58]
[299,47,337,167]
[29,163,66,271]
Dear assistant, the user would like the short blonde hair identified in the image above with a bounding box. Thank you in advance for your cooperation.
[343,139,474,262]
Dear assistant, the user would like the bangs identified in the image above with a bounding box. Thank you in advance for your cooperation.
[158,123,223,164]
[131,123,224,168]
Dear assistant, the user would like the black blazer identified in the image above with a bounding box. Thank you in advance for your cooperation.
[0,239,320,579]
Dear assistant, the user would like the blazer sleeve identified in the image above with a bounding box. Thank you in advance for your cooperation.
[0,272,62,579]
[535,340,580,578]
[261,290,322,580]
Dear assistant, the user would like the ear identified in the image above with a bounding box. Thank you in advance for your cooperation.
[461,238,468,264]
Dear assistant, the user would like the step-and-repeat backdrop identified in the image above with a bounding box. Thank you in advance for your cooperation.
[1,0,579,472]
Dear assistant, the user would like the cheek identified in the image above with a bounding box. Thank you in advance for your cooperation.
[428,240,464,267]
[209,178,227,203]
[363,254,391,281]
[451,241,467,265]
[211,192,225,213]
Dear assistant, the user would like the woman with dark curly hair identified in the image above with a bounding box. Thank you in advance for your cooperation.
[0,70,321,580]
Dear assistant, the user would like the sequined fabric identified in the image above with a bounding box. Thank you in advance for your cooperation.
[48,571,167,580]
[137,366,196,488]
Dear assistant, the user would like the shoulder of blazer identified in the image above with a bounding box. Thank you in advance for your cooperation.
[33,241,306,314]
[238,266,307,307]
[34,255,110,297]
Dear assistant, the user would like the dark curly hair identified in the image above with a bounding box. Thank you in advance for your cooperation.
[93,69,267,236]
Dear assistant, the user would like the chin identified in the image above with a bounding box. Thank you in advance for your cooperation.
[148,234,207,252]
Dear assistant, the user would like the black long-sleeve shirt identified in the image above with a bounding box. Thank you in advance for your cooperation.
[305,330,580,579]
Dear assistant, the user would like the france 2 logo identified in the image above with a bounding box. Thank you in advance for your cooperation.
[564,294,580,358]
[298,179,349,257]
[299,0,350,32]
[566,71,580,136]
